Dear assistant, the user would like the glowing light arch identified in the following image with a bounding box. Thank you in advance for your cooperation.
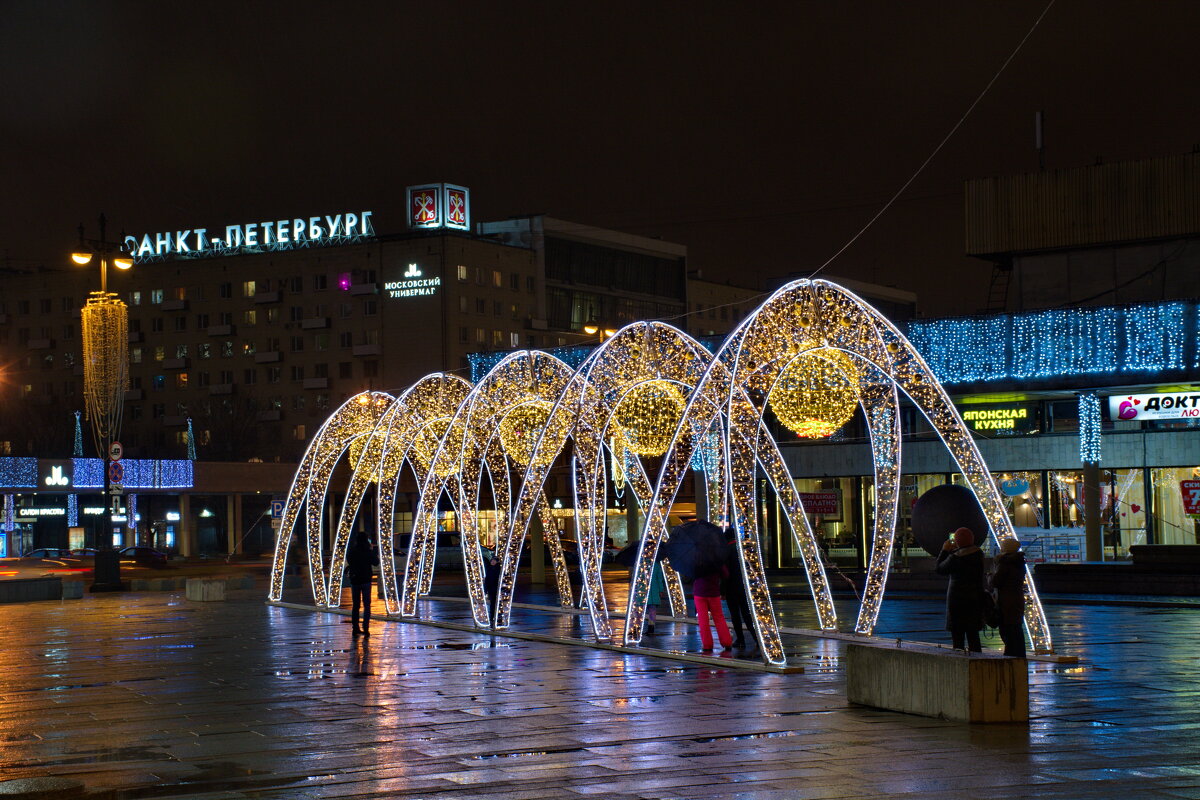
[269,279,1053,664]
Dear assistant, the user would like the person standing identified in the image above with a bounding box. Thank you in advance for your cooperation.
[935,526,985,652]
[990,537,1027,658]
[482,545,502,625]
[644,559,667,635]
[723,530,756,649]
[346,532,378,638]
[692,565,733,653]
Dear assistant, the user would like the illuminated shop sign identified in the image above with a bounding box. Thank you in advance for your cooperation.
[42,462,73,488]
[384,263,441,299]
[406,184,470,231]
[957,404,1038,432]
[15,507,66,518]
[125,210,374,262]
[1109,391,1200,422]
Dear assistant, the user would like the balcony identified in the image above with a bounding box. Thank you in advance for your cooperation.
[27,338,53,350]
[349,283,378,296]
[301,316,330,330]
[206,324,235,336]
[302,377,329,390]
[162,299,188,311]
[254,351,283,363]
[163,358,189,370]
[253,290,282,304]
[352,344,381,357]
[209,384,235,395]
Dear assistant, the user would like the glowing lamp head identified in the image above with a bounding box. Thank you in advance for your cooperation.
[613,380,686,457]
[583,321,600,335]
[768,348,861,439]
[71,251,94,266]
[112,256,134,270]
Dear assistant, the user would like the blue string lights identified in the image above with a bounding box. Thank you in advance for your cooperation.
[0,458,38,489]
[907,300,1195,384]
[61,458,193,489]
[1079,392,1102,463]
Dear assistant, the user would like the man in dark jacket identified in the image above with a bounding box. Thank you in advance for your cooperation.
[346,532,378,637]
[723,530,756,650]
[935,526,985,652]
[989,538,1027,657]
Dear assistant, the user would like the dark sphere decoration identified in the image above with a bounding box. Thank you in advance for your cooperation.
[911,483,989,557]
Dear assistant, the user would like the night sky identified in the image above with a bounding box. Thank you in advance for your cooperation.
[4,1,1199,316]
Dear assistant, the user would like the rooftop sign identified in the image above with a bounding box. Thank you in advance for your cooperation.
[406,184,470,231]
[125,210,374,262]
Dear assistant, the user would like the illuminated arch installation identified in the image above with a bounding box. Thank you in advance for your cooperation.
[269,279,1053,665]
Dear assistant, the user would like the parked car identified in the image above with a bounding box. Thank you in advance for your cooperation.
[22,548,73,559]
[118,547,169,568]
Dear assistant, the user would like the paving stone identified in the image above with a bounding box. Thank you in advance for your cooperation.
[0,584,1197,797]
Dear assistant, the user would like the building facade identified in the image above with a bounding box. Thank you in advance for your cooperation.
[775,154,1200,572]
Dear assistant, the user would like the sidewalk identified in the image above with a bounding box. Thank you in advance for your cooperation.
[0,580,1197,798]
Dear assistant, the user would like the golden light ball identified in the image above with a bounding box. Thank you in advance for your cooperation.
[614,380,686,457]
[768,348,861,439]
[498,400,567,467]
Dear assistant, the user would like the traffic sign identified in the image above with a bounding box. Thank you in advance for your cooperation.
[109,441,123,461]
[108,460,125,484]
[270,500,285,519]
[109,485,124,496]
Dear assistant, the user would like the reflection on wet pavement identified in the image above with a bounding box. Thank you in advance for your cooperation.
[0,580,1196,798]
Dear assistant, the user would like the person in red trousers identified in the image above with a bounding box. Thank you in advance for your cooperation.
[692,565,733,652]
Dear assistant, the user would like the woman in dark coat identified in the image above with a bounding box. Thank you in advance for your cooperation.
[989,537,1027,657]
[345,532,378,637]
[935,526,985,652]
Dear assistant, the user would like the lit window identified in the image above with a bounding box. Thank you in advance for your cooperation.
[151,289,163,304]
[492,270,502,288]
[176,373,188,389]
[242,280,256,297]
[457,265,468,281]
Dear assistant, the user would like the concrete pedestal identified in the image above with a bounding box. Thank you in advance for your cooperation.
[185,578,226,602]
[0,577,62,604]
[846,642,1028,723]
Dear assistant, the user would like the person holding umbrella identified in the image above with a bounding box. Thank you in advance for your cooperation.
[666,521,732,653]
[723,529,756,650]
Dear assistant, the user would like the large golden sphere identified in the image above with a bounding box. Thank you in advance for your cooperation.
[614,380,686,457]
[348,431,403,484]
[499,400,568,466]
[768,348,860,438]
[411,417,467,478]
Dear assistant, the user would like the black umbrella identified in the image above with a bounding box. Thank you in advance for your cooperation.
[614,542,640,567]
[664,521,727,580]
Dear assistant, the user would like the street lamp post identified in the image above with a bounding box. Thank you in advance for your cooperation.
[73,213,133,550]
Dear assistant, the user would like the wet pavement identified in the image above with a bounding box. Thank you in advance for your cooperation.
[2,579,1199,799]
